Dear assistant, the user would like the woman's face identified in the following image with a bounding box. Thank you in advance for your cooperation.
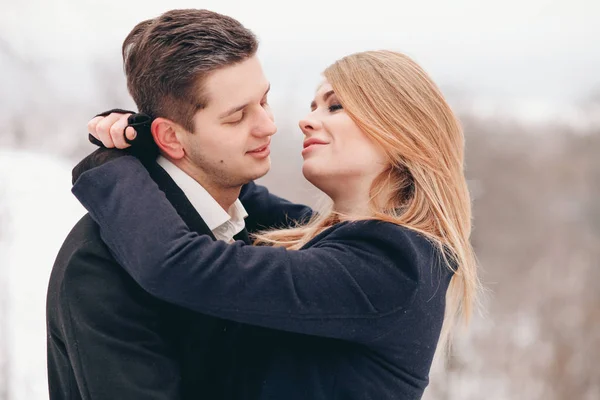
[299,81,388,195]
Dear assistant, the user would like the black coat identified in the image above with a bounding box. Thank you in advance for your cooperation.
[72,156,453,400]
[46,160,310,399]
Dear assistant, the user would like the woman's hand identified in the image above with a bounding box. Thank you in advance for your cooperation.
[79,111,158,181]
[88,112,137,149]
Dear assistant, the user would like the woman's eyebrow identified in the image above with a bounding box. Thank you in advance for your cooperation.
[310,90,335,110]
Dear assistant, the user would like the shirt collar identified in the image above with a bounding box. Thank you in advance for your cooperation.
[156,156,248,232]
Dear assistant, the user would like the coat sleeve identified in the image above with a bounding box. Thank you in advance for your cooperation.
[239,181,313,233]
[72,156,422,345]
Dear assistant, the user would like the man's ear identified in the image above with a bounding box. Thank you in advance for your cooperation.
[151,118,185,159]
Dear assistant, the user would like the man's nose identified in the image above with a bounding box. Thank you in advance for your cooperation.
[254,107,277,137]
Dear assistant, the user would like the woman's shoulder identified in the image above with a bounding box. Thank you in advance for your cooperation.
[321,219,450,277]
[326,219,435,251]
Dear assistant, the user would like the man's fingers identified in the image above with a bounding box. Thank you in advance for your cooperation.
[109,114,133,149]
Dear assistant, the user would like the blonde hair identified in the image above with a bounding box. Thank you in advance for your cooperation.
[255,50,479,351]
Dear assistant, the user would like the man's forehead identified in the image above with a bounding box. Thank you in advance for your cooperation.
[202,57,268,108]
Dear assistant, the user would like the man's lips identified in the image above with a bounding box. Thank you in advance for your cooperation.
[247,142,271,159]
[247,140,271,153]
[248,143,270,153]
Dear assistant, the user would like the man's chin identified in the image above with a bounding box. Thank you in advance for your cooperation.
[254,158,271,178]
[236,160,271,185]
[248,166,271,182]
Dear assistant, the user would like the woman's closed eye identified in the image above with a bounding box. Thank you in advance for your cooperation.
[328,103,343,112]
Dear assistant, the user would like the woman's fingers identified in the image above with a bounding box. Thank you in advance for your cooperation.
[88,113,138,149]
[93,113,123,148]
[87,116,104,142]
[109,114,133,149]
[125,126,137,142]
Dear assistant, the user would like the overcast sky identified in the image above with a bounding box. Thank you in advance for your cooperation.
[1,0,599,122]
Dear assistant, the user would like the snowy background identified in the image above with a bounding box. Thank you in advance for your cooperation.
[1,0,600,398]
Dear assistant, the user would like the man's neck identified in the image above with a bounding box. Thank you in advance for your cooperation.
[165,156,241,212]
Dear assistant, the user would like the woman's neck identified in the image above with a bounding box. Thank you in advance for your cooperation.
[332,196,372,218]
[329,176,393,220]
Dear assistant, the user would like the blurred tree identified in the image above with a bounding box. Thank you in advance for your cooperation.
[425,113,600,399]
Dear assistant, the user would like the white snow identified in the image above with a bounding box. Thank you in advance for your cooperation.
[0,150,85,399]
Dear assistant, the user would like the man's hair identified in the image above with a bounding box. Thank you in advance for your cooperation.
[122,9,258,132]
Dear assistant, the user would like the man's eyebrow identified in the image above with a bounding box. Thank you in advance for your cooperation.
[310,90,335,110]
[219,84,271,119]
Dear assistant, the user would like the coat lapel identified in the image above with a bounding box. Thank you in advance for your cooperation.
[233,228,251,245]
[148,161,251,245]
[146,162,217,240]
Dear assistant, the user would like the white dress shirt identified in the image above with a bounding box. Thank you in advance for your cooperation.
[157,156,248,243]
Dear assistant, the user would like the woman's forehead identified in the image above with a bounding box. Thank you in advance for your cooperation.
[315,80,333,96]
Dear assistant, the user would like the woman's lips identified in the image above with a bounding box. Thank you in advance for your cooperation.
[301,142,326,156]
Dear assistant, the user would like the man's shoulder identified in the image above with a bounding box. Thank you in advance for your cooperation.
[66,213,101,241]
[47,213,167,314]
[49,214,116,301]
[52,214,111,270]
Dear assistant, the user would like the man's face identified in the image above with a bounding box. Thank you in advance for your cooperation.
[177,55,276,188]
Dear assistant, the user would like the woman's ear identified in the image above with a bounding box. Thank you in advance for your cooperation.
[151,118,185,159]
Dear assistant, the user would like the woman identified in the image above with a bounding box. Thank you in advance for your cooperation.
[74,50,478,399]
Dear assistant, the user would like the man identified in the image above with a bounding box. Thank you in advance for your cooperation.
[47,9,309,399]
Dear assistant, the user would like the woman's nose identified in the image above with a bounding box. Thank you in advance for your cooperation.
[299,114,322,134]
